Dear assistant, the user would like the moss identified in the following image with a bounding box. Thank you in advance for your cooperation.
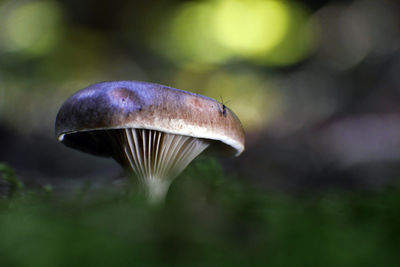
[0,159,399,266]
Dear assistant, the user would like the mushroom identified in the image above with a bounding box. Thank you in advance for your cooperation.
[55,81,245,202]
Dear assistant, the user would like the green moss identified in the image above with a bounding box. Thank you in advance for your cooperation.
[0,163,24,198]
[0,159,399,266]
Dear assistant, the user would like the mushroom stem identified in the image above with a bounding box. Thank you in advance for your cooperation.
[145,177,171,204]
[112,128,210,203]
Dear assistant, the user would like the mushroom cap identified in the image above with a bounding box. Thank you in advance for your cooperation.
[55,81,245,157]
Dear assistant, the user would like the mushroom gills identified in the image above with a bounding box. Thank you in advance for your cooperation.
[107,128,210,200]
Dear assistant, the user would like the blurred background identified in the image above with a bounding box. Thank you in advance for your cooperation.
[2,0,400,265]
[1,0,400,192]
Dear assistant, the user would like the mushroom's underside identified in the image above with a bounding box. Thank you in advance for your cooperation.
[86,128,210,201]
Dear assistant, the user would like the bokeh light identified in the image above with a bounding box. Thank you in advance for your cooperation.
[150,1,230,66]
[150,0,315,67]
[203,70,282,130]
[171,66,282,131]
[257,2,316,66]
[0,1,62,56]
[314,0,400,71]
[213,0,289,57]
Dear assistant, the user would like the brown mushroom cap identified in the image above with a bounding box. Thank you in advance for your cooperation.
[55,80,245,157]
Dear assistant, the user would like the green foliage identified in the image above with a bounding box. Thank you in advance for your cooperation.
[0,159,400,266]
[0,163,24,198]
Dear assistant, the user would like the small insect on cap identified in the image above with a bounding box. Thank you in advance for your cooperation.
[55,80,245,156]
[55,81,245,202]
